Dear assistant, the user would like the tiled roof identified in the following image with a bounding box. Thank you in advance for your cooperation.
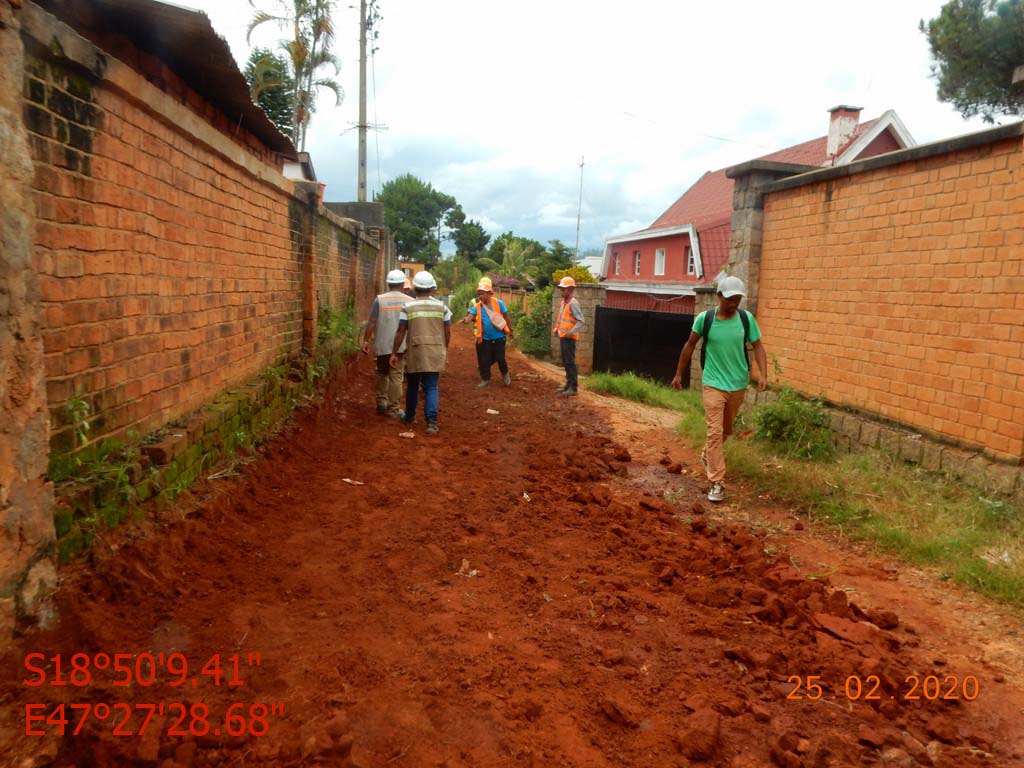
[649,118,881,232]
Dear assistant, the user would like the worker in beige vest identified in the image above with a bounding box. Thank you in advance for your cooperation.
[361,269,414,418]
[390,271,452,435]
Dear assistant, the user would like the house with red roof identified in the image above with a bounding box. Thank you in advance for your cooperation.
[598,106,915,313]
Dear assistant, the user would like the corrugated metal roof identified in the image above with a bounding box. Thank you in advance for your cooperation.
[35,0,297,157]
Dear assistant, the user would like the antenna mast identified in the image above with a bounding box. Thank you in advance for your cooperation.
[573,155,584,265]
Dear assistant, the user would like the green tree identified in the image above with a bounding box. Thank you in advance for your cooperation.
[244,48,296,139]
[921,0,1024,123]
[248,0,344,150]
[431,256,480,294]
[376,174,456,265]
[477,237,539,285]
[445,205,491,261]
[533,239,575,288]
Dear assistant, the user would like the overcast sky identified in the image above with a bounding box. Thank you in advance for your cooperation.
[182,0,1000,254]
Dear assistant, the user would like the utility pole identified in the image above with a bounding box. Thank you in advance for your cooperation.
[573,155,584,266]
[357,0,368,202]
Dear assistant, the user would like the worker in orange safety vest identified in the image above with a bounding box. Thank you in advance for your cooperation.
[460,277,515,387]
[553,276,584,395]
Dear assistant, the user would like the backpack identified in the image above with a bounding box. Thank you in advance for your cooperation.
[699,308,751,371]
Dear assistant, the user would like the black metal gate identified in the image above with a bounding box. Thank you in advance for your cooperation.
[593,307,694,386]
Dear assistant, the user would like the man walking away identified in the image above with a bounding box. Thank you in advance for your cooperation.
[391,271,452,435]
[462,277,515,387]
[671,275,767,503]
[553,276,584,395]
[361,269,413,418]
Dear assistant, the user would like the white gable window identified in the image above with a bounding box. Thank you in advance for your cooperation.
[613,252,620,275]
[654,248,666,276]
[634,250,641,275]
[686,246,695,275]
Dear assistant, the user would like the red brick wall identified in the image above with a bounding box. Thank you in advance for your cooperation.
[23,37,382,452]
[758,136,1024,461]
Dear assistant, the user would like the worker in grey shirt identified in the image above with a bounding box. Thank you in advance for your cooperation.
[552,276,585,395]
[361,269,413,417]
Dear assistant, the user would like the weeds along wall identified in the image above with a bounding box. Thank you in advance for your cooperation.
[20,5,383,454]
[753,127,1024,462]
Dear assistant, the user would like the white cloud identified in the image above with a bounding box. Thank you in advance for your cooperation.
[185,0,999,251]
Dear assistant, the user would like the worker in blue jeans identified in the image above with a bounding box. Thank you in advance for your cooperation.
[390,271,452,435]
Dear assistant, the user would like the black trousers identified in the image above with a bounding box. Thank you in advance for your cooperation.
[476,338,508,381]
[560,337,577,389]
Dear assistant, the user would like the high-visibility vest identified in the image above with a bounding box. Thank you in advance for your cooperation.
[472,298,509,344]
[372,291,413,356]
[556,298,580,340]
[403,297,448,373]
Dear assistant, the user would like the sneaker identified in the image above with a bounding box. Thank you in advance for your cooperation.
[502,372,511,386]
[477,380,490,388]
[555,385,569,394]
[425,421,439,435]
[388,408,405,420]
[560,388,578,397]
[400,414,415,426]
[707,482,725,503]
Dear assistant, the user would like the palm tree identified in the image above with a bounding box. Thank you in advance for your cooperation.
[247,0,344,151]
[476,240,539,286]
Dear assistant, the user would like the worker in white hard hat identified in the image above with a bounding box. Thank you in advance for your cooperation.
[390,271,452,435]
[671,274,768,504]
[553,275,584,395]
[460,276,514,387]
[362,268,414,418]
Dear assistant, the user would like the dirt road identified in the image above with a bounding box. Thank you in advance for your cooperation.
[3,334,1023,767]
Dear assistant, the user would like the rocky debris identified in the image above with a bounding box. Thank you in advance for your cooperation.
[597,697,639,728]
[869,608,900,630]
[676,709,721,761]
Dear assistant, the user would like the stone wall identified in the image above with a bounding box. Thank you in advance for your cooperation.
[1,0,57,649]
[550,283,606,374]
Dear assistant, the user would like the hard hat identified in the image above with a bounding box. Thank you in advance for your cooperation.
[557,276,576,288]
[716,275,746,298]
[386,269,406,285]
[476,277,493,292]
[412,271,437,290]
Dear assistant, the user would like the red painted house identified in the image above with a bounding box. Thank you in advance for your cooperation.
[599,106,915,313]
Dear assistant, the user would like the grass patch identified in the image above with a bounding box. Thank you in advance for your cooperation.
[588,371,1024,607]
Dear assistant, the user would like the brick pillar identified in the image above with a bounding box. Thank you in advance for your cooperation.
[294,182,319,353]
[550,283,606,374]
[1,0,57,648]
[724,161,815,314]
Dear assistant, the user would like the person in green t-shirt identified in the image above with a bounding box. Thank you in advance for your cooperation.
[672,276,768,503]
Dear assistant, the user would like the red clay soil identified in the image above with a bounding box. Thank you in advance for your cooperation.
[2,333,1023,767]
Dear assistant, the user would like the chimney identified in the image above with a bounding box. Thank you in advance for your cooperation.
[826,105,862,158]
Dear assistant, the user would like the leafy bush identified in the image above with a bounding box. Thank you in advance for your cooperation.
[753,387,835,460]
[514,286,553,357]
[551,264,597,284]
[317,299,359,355]
[449,283,477,320]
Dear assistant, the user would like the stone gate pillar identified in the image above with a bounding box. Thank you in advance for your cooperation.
[1,0,57,648]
